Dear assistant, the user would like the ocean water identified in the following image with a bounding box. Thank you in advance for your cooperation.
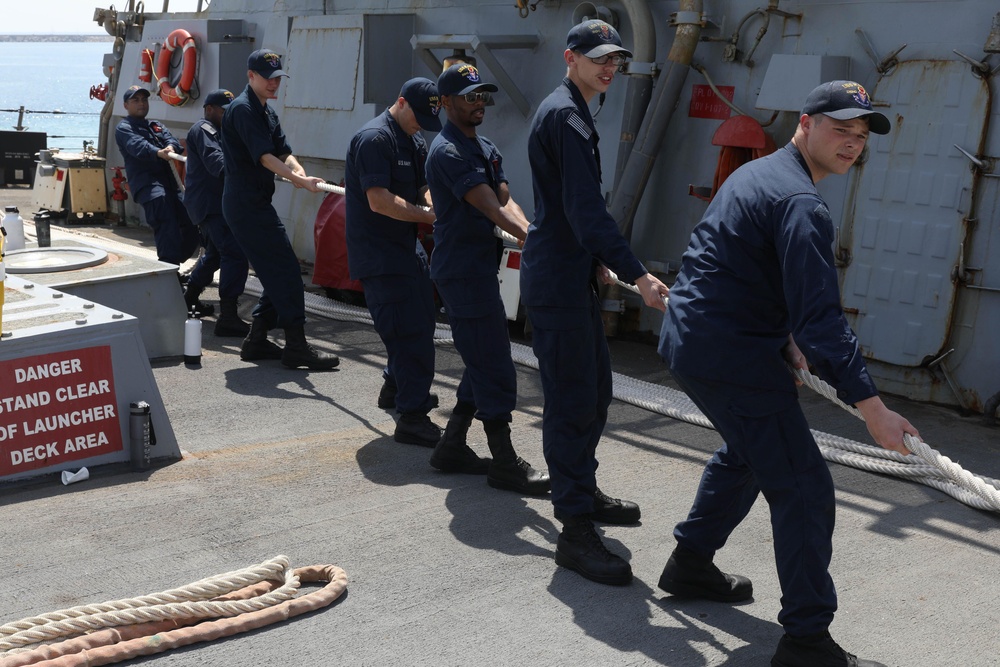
[0,41,113,152]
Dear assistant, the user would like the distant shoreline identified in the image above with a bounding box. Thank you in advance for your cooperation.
[0,35,114,43]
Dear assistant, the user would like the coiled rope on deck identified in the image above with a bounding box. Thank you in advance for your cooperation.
[0,556,347,667]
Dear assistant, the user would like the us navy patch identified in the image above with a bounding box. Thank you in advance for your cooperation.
[567,112,592,141]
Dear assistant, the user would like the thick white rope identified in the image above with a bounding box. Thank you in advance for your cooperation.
[255,271,1000,514]
[793,367,1000,511]
[154,173,1000,512]
[167,153,348,196]
[0,555,299,655]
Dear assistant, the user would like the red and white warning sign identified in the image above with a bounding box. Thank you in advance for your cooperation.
[688,84,735,120]
[0,346,123,476]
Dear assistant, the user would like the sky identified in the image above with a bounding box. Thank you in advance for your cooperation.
[4,0,203,34]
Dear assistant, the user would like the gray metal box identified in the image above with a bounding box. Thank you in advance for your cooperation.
[363,14,416,108]
[207,19,249,43]
[219,42,256,94]
[756,55,851,112]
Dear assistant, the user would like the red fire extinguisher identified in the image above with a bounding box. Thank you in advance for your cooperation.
[138,49,155,83]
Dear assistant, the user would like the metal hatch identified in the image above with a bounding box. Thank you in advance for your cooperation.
[841,60,988,367]
[5,247,110,274]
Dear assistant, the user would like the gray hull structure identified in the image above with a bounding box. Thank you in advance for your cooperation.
[96,0,1000,414]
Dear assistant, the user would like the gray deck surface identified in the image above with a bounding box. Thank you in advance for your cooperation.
[3,190,999,666]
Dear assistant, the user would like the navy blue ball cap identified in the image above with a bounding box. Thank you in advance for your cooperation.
[203,89,234,108]
[400,77,442,132]
[248,49,288,79]
[437,63,498,97]
[802,80,891,135]
[122,85,150,102]
[566,20,632,59]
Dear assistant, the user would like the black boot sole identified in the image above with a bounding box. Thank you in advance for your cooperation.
[590,508,641,525]
[240,345,283,361]
[486,475,551,496]
[394,432,439,448]
[429,455,491,474]
[555,550,632,586]
[281,357,340,370]
[215,325,251,338]
[657,575,753,602]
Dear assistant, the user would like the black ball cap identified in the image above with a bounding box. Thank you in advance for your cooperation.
[801,80,891,135]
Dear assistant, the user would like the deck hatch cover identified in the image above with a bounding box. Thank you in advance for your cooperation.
[842,61,987,366]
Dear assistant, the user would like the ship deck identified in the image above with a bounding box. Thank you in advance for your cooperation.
[2,187,999,666]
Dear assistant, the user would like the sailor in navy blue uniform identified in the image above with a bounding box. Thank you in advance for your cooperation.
[182,88,251,337]
[345,77,444,448]
[220,49,339,371]
[425,63,549,494]
[522,20,668,586]
[115,85,199,266]
[658,81,917,667]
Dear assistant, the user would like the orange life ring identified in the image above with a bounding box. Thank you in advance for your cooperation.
[155,29,197,106]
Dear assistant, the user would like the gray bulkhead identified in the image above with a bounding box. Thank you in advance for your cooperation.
[101,0,1000,413]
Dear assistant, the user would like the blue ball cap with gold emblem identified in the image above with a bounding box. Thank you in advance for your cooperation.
[400,77,442,132]
[122,85,151,102]
[566,20,633,59]
[248,49,288,79]
[437,63,498,97]
[801,80,891,135]
[203,89,234,108]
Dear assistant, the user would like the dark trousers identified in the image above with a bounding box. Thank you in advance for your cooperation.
[435,276,516,422]
[141,191,199,265]
[187,213,250,299]
[526,294,610,516]
[363,269,437,415]
[668,369,837,637]
[223,200,305,328]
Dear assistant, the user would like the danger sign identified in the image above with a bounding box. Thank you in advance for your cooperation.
[0,346,123,476]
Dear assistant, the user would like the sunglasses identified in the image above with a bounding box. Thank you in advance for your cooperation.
[587,54,628,66]
[462,91,492,104]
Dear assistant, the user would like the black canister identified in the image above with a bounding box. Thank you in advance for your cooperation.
[129,401,152,471]
[34,213,51,247]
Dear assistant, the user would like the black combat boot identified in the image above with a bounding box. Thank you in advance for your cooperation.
[482,419,550,495]
[214,298,250,338]
[771,631,887,667]
[555,514,632,586]
[281,324,339,370]
[377,375,398,408]
[429,403,491,474]
[183,285,215,318]
[377,375,439,410]
[394,412,442,447]
[658,544,753,602]
[590,488,641,524]
[240,317,283,361]
[556,488,642,525]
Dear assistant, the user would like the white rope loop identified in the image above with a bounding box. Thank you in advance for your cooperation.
[792,367,1000,511]
[0,556,299,655]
